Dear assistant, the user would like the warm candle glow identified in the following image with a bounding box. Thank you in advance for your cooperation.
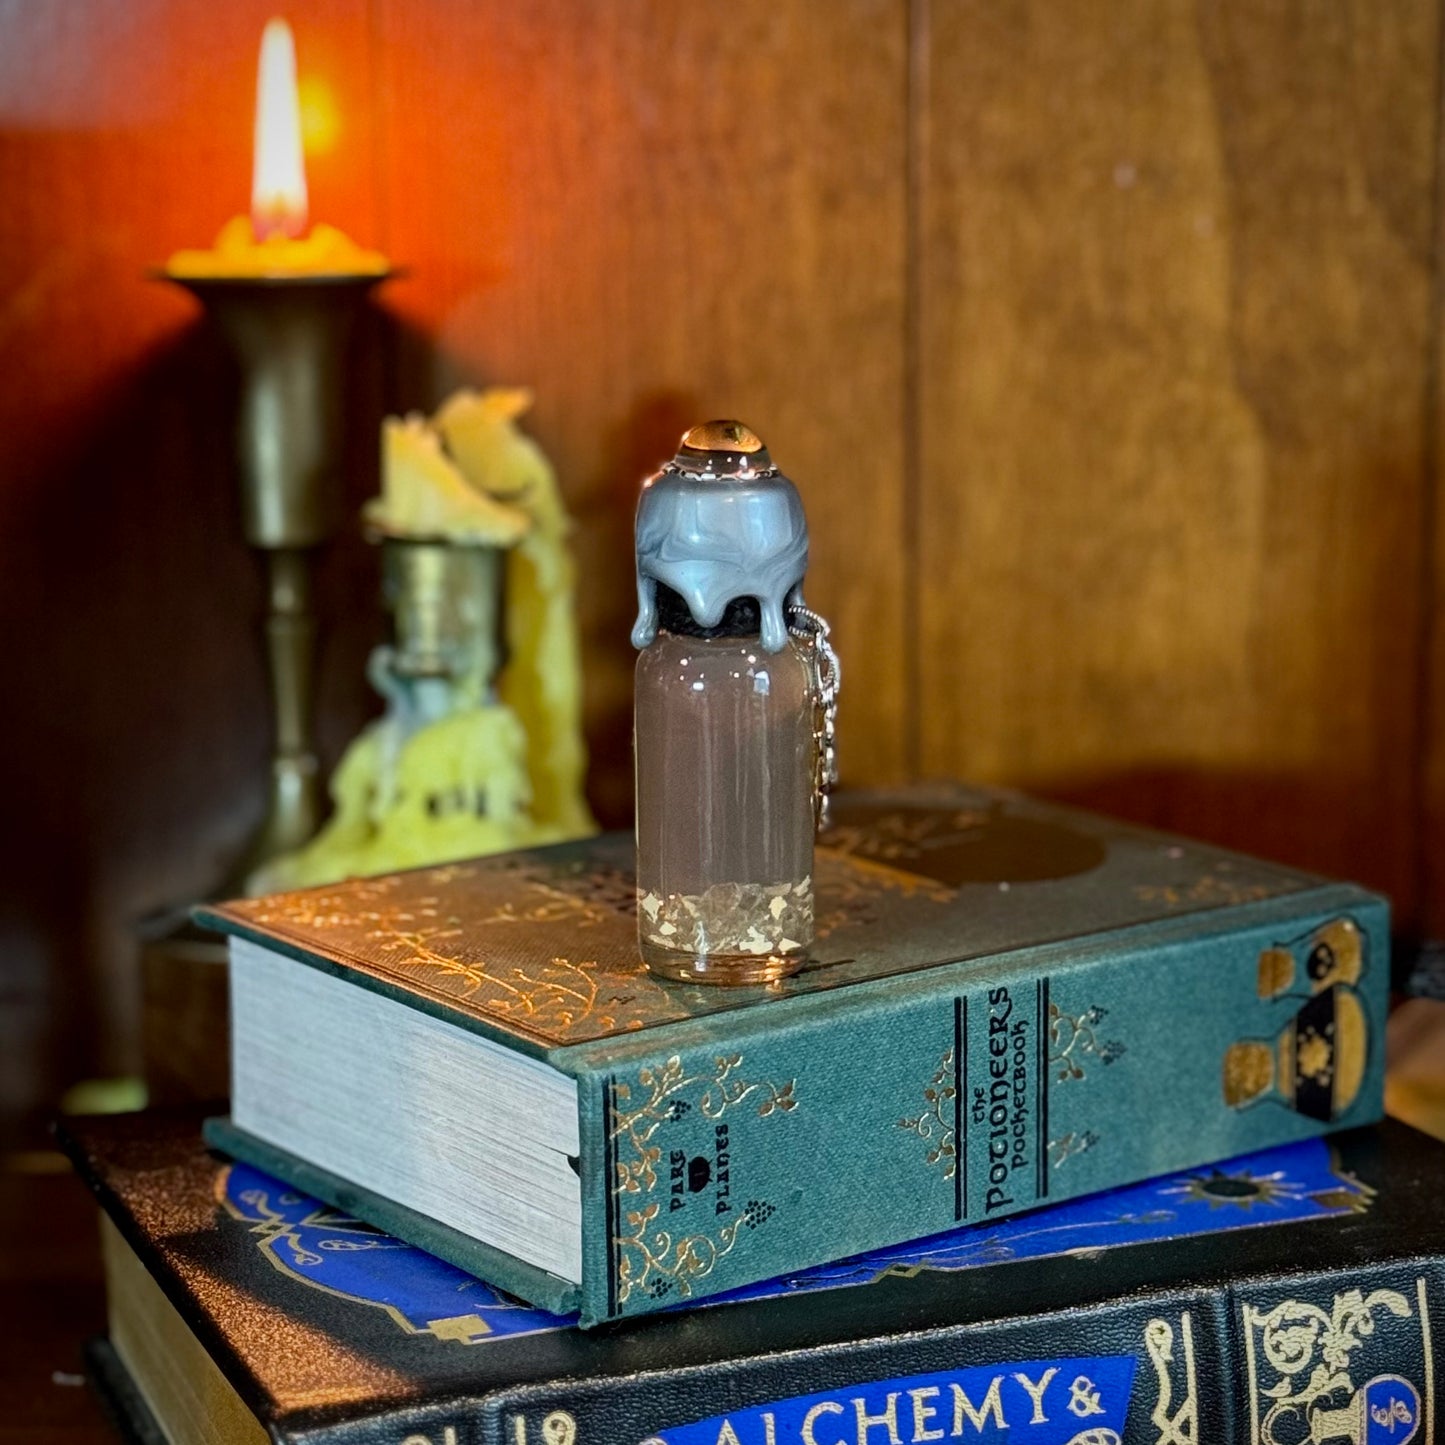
[251,19,308,240]
[164,16,389,277]
[298,75,340,156]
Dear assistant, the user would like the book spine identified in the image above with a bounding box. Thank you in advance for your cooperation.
[567,886,1388,1325]
[289,1258,1443,1445]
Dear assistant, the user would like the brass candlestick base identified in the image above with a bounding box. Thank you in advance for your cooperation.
[162,270,393,882]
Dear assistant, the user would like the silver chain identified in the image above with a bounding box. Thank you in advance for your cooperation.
[787,602,841,831]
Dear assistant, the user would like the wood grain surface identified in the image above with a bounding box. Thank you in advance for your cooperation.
[371,0,912,822]
[1,1,1442,1137]
[918,0,1437,921]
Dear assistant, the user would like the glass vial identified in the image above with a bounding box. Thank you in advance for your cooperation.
[632,421,821,984]
[635,598,815,982]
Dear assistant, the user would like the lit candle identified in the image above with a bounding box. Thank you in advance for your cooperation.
[156,17,394,875]
[165,18,388,278]
[251,19,308,240]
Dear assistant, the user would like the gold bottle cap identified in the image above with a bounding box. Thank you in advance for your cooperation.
[682,419,765,452]
[676,419,774,476]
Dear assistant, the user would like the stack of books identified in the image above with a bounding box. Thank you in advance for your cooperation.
[68,784,1443,1445]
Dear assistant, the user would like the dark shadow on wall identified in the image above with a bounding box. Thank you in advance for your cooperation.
[0,309,387,1144]
[1036,767,1421,986]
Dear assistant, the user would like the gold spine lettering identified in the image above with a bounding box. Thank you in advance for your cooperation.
[950,1377,1006,1435]
[1012,1368,1058,1425]
[803,1401,846,1445]
[854,1392,902,1445]
[908,1386,945,1442]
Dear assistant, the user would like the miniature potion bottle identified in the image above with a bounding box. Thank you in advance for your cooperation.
[632,420,839,984]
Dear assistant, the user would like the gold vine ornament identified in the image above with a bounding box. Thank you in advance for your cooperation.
[611,1054,797,1304]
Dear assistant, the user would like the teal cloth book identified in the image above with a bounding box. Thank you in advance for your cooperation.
[195,784,1389,1328]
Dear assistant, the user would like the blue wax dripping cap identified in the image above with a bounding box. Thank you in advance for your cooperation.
[631,420,810,654]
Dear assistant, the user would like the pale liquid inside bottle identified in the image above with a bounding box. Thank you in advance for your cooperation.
[634,626,814,983]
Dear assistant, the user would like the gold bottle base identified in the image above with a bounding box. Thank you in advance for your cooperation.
[640,940,807,986]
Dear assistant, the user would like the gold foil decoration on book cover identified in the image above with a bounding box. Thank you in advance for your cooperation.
[208,787,1313,1048]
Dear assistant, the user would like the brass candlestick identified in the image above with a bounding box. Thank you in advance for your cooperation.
[162,270,393,879]
[377,530,507,690]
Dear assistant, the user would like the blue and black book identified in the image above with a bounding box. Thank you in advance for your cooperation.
[67,1108,1442,1445]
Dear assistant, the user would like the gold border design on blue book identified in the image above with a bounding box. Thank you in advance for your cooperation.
[218,1134,1369,1345]
[1240,1274,1434,1445]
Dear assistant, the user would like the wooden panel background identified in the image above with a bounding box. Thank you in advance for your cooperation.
[918,1,1437,912]
[0,0,1440,1134]
[369,0,911,823]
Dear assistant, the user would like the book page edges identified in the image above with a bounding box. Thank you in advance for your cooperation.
[192,907,563,1063]
[101,1216,270,1445]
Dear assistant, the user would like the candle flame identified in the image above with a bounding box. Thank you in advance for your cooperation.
[251,19,308,240]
